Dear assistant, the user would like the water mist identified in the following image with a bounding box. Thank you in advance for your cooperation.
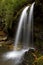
[2,2,35,65]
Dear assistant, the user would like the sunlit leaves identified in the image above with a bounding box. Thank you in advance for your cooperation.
[0,0,29,29]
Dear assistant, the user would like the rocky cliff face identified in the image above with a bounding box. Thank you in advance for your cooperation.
[0,0,43,49]
[34,3,43,50]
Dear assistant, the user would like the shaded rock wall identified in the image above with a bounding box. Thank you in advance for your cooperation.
[34,2,43,50]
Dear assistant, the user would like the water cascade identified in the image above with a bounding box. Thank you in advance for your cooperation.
[14,2,35,49]
[3,2,35,65]
[14,6,29,50]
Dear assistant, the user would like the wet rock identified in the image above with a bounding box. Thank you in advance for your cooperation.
[20,49,35,65]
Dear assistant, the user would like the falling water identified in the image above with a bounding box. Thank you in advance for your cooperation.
[25,2,35,48]
[14,6,29,50]
[2,2,35,65]
[14,2,35,49]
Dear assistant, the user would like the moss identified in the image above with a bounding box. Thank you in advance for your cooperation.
[0,0,30,29]
[33,56,43,65]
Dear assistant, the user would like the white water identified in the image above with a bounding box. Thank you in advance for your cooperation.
[14,6,29,50]
[2,2,35,65]
[14,2,35,49]
[3,49,29,65]
[23,2,35,49]
[26,2,35,48]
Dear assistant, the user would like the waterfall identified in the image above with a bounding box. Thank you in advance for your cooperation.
[2,2,35,65]
[14,6,29,50]
[25,2,35,48]
[14,2,35,50]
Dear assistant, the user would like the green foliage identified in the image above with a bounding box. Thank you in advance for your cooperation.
[33,56,43,65]
[0,0,29,30]
[0,0,14,29]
